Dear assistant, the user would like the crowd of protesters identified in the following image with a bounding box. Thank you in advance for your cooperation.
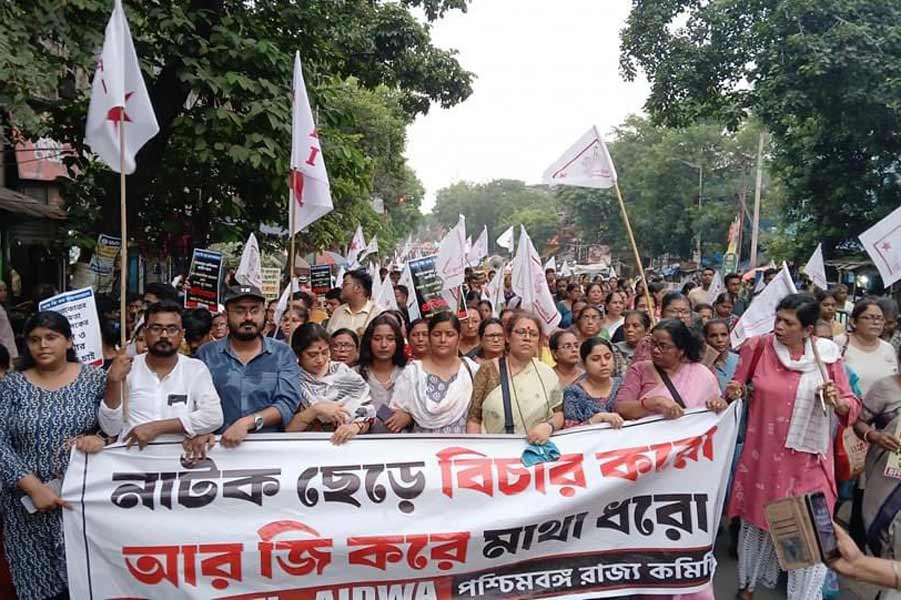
[1,261,901,599]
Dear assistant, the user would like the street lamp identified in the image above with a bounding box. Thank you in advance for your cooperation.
[677,160,703,263]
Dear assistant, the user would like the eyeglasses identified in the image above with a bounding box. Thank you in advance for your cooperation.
[512,329,540,339]
[558,343,579,350]
[651,341,676,351]
[147,325,182,336]
[331,342,356,350]
[858,315,885,323]
[483,333,505,340]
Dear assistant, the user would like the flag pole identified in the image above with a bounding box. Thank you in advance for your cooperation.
[613,181,655,324]
[118,120,129,418]
[289,191,295,290]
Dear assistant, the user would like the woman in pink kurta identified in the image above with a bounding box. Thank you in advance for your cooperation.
[616,319,727,600]
[725,294,860,600]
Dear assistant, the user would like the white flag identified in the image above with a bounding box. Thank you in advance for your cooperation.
[375,267,398,311]
[359,235,379,263]
[497,225,515,253]
[345,226,366,268]
[334,265,346,288]
[289,52,333,233]
[398,262,421,321]
[482,262,506,317]
[859,206,901,287]
[802,244,828,290]
[560,260,573,277]
[235,233,263,290]
[731,263,797,348]
[436,215,467,291]
[467,226,489,267]
[544,256,557,273]
[705,271,724,305]
[85,0,159,174]
[273,277,299,331]
[542,126,617,190]
[512,227,562,334]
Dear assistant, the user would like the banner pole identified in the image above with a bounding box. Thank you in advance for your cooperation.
[288,191,296,290]
[118,122,129,419]
[613,181,655,324]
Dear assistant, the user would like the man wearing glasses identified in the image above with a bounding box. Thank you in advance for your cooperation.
[194,286,303,452]
[100,300,223,447]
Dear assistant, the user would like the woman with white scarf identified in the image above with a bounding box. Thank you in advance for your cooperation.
[724,293,860,599]
[387,312,476,434]
[286,323,374,445]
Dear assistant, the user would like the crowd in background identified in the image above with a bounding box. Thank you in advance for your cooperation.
[1,262,901,599]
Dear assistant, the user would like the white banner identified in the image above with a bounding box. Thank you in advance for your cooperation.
[38,287,104,367]
[64,406,738,599]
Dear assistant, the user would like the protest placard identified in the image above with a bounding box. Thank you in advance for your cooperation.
[184,249,223,310]
[64,406,737,599]
[88,234,121,293]
[261,268,281,302]
[409,255,452,318]
[38,287,103,367]
[311,264,332,296]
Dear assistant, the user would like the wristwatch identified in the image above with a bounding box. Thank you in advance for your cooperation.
[252,413,265,432]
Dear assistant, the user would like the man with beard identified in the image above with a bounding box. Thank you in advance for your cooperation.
[100,300,223,446]
[193,285,303,450]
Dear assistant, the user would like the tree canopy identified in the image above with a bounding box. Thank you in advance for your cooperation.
[620,0,901,260]
[0,0,473,257]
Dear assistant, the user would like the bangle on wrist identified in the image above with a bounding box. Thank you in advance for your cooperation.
[544,420,556,433]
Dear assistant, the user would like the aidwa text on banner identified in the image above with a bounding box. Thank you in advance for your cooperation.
[63,405,739,599]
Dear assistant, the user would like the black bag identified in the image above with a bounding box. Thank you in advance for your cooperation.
[498,358,515,434]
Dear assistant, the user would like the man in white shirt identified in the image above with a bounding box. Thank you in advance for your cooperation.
[326,269,384,336]
[101,300,223,447]
[688,267,716,307]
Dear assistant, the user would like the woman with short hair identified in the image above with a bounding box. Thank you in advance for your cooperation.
[467,311,563,444]
[476,318,506,364]
[287,323,373,445]
[329,328,360,367]
[601,291,627,342]
[550,330,583,388]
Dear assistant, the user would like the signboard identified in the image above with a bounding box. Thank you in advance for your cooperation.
[722,252,738,275]
[311,264,332,296]
[88,234,121,293]
[64,406,738,599]
[261,268,282,303]
[184,249,223,310]
[38,287,103,367]
[15,137,74,181]
[409,255,452,319]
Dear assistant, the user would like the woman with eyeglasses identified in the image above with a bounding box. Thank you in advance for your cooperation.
[467,311,564,444]
[572,305,607,344]
[388,312,477,434]
[329,328,360,367]
[0,311,107,599]
[286,323,373,445]
[834,297,897,397]
[550,330,583,388]
[476,318,506,365]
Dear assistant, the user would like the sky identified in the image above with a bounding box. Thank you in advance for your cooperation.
[405,0,651,214]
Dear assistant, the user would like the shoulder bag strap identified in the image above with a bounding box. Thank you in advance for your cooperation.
[654,364,686,408]
[498,359,515,434]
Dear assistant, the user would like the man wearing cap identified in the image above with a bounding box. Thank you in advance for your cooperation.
[193,285,303,451]
[326,269,384,336]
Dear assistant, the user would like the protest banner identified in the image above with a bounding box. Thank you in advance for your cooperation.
[311,264,332,296]
[184,248,224,310]
[38,287,103,367]
[63,405,738,599]
[409,255,452,318]
[261,268,282,302]
[88,233,121,293]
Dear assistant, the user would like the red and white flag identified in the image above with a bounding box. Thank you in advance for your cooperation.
[543,126,617,190]
[859,206,901,287]
[436,215,467,291]
[289,52,333,233]
[85,0,158,174]
[467,226,488,267]
[345,226,366,268]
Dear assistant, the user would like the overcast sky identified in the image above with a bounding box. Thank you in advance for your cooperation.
[405,1,651,214]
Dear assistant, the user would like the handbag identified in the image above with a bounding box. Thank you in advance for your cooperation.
[498,358,515,434]
[835,335,868,481]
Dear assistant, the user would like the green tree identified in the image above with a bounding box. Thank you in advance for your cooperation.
[555,116,769,263]
[0,0,473,255]
[620,0,901,260]
[431,179,560,251]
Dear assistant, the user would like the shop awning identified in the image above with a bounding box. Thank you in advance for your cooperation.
[0,187,66,220]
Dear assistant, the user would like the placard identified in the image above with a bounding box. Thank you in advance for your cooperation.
[311,264,332,296]
[38,287,103,367]
[184,249,223,310]
[64,406,738,599]
[88,234,121,293]
[409,255,452,319]
[261,268,281,302]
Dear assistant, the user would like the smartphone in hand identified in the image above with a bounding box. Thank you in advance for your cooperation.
[806,491,841,563]
[20,478,63,514]
[376,404,394,423]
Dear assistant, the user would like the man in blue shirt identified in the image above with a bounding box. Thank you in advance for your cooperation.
[193,285,303,452]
